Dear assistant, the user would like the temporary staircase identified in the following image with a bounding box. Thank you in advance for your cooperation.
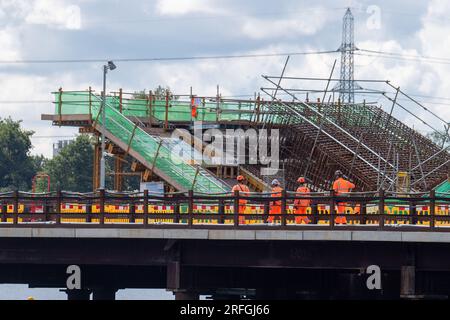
[63,93,230,193]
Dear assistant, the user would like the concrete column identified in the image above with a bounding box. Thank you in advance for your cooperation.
[92,288,117,300]
[400,266,415,299]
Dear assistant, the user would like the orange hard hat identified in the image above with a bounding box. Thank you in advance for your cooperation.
[297,177,306,183]
[236,175,245,181]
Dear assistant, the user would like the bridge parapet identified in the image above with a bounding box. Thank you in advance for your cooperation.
[0,189,448,229]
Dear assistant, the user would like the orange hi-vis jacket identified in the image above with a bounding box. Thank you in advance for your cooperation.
[231,183,250,205]
[332,178,355,220]
[232,183,250,224]
[332,178,355,195]
[295,186,311,209]
[294,185,310,224]
[268,186,283,222]
[191,97,198,118]
[271,186,283,206]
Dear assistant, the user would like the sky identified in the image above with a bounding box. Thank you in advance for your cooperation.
[0,0,449,157]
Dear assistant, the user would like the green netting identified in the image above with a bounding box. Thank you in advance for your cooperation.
[54,91,261,123]
[118,97,257,122]
[435,180,450,197]
[53,91,229,193]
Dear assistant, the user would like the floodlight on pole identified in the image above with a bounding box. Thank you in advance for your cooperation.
[99,61,116,190]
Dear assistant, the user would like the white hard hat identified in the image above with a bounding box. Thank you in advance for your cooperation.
[271,179,280,186]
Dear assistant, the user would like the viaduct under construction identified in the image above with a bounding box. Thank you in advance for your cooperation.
[1,8,450,301]
[42,8,450,195]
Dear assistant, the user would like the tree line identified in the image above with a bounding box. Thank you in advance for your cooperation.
[0,117,139,193]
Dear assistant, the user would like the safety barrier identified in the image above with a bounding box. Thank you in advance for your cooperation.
[0,189,449,228]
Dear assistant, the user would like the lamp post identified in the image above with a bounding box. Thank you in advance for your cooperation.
[100,61,116,190]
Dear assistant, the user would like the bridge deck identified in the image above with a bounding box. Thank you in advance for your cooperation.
[2,225,450,243]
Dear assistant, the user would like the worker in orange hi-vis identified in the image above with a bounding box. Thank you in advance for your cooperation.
[332,170,355,224]
[231,175,250,225]
[268,179,283,224]
[294,177,311,224]
[191,97,198,118]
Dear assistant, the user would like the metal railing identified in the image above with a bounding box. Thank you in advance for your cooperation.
[0,189,449,229]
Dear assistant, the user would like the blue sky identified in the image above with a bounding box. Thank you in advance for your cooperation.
[0,0,448,156]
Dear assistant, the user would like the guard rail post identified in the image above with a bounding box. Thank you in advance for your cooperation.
[233,190,239,227]
[360,199,367,225]
[174,201,180,224]
[129,195,136,224]
[218,198,225,224]
[86,199,92,223]
[13,189,19,225]
[264,200,270,224]
[188,190,194,227]
[311,201,318,224]
[410,199,417,225]
[378,189,385,229]
[281,189,287,227]
[329,190,335,228]
[1,200,6,223]
[43,196,49,222]
[430,190,436,229]
[143,189,149,226]
[99,189,105,225]
[55,188,62,225]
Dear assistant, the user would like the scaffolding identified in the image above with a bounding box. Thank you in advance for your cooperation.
[258,69,450,192]
[46,80,449,194]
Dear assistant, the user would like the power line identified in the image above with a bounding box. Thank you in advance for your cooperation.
[357,49,450,65]
[0,50,337,64]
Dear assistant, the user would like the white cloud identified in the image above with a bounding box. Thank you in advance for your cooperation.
[412,0,450,127]
[241,7,332,39]
[0,27,22,60]
[19,0,81,30]
[354,38,448,133]
[155,0,225,16]
[0,72,92,157]
[134,44,336,101]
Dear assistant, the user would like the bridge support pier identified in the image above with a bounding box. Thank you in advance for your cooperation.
[173,290,199,300]
[92,288,117,300]
[400,266,415,299]
[63,289,91,300]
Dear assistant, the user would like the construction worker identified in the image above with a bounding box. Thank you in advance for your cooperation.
[294,177,311,224]
[332,170,355,224]
[231,175,250,224]
[268,179,283,223]
[191,97,198,118]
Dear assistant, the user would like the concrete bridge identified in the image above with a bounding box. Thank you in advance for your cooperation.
[1,190,450,299]
[2,224,450,300]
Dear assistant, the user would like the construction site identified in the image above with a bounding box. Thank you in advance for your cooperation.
[2,7,450,301]
[41,8,450,197]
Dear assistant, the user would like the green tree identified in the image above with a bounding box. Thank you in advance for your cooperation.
[0,117,39,191]
[133,86,179,100]
[44,135,94,192]
[43,135,140,192]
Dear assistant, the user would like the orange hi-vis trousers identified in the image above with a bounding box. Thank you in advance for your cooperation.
[336,202,348,224]
[295,206,310,224]
[238,204,247,224]
[268,204,281,223]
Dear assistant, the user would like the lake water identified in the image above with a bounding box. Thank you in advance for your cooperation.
[0,284,174,300]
